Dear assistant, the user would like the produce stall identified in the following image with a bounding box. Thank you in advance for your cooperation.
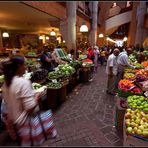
[115,55,148,146]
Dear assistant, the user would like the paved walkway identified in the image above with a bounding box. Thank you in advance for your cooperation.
[43,66,123,146]
[0,66,123,146]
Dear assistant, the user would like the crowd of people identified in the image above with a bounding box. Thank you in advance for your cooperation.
[0,43,146,146]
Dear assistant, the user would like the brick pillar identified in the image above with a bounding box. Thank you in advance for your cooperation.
[67,2,76,53]
[135,2,147,46]
[89,1,98,46]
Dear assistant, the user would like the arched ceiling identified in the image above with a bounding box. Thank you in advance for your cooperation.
[0,2,61,35]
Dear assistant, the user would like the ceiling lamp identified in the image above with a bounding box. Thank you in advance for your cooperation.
[39,35,43,40]
[63,40,65,43]
[112,2,117,8]
[2,32,9,38]
[46,36,49,40]
[50,29,56,36]
[99,33,104,38]
[80,22,88,32]
[123,37,128,41]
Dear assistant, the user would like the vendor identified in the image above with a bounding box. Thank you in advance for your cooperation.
[40,45,55,72]
[116,47,135,87]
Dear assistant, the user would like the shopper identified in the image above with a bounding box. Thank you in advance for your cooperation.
[93,46,100,73]
[100,49,106,66]
[87,46,95,62]
[40,45,55,72]
[116,47,135,87]
[106,48,120,95]
[1,56,57,146]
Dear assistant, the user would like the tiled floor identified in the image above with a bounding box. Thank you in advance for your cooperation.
[43,66,123,146]
[0,66,123,146]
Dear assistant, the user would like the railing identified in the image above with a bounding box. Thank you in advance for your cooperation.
[77,2,91,18]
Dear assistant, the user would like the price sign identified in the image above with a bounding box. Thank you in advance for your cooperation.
[52,79,58,83]
[144,91,148,97]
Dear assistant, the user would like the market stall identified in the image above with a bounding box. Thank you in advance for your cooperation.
[115,53,148,146]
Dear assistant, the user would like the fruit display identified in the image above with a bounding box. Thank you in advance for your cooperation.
[141,61,148,68]
[127,95,148,111]
[125,109,148,138]
[0,75,4,83]
[47,82,62,89]
[82,59,93,64]
[136,74,148,82]
[134,63,144,69]
[30,69,48,82]
[124,73,136,80]
[136,69,148,77]
[118,79,142,94]
[128,54,137,63]
[124,68,136,74]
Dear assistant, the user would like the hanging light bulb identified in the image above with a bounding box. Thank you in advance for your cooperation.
[123,37,128,41]
[50,29,56,36]
[80,22,88,32]
[46,36,49,40]
[39,35,43,40]
[99,33,104,38]
[63,40,65,43]
[2,32,9,38]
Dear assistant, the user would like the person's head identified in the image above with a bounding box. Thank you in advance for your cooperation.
[126,47,133,55]
[43,45,49,52]
[113,48,120,56]
[2,56,26,87]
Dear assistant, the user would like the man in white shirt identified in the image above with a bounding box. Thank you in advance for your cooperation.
[116,47,135,87]
[106,48,120,95]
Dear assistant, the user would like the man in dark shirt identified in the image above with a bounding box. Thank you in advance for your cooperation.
[40,45,55,72]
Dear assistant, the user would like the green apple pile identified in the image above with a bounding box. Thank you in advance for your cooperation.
[127,95,148,111]
[125,108,148,137]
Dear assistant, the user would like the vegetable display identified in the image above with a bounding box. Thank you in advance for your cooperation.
[134,63,144,69]
[128,54,137,63]
[127,95,148,111]
[47,82,62,89]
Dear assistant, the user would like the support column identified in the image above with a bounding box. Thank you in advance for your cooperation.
[89,1,98,47]
[0,31,3,48]
[67,2,76,53]
[135,2,147,46]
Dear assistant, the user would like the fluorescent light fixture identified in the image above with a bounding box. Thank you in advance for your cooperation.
[80,22,88,32]
[99,33,104,38]
[2,32,9,38]
[50,29,56,36]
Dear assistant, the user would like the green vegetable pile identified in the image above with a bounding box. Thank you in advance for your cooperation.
[127,95,148,111]
[0,75,4,83]
[128,54,137,63]
[32,83,42,90]
[47,82,62,89]
[69,60,82,68]
[134,63,144,69]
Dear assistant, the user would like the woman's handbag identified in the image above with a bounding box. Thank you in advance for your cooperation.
[16,109,57,146]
